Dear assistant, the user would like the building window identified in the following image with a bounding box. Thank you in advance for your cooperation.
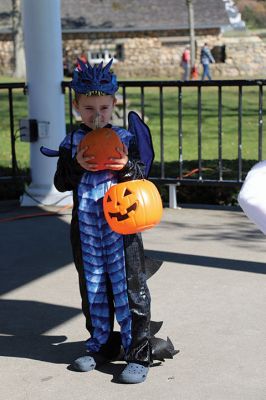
[88,44,124,65]
[115,44,124,61]
[211,45,226,63]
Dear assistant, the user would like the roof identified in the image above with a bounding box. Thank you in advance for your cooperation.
[0,0,230,33]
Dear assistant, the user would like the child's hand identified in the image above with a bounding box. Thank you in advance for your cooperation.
[76,144,99,172]
[105,144,129,171]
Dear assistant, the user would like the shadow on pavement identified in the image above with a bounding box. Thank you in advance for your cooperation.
[0,209,88,365]
[145,250,266,274]
[0,211,73,296]
[0,299,84,364]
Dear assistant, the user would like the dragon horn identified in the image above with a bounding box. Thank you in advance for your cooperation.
[103,58,113,74]
[96,61,103,75]
[77,58,87,71]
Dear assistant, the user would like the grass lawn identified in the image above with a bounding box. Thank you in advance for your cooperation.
[1,81,265,177]
[122,85,266,161]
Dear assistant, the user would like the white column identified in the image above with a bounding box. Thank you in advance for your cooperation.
[20,0,72,206]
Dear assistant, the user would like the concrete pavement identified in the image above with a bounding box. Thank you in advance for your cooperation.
[0,202,265,400]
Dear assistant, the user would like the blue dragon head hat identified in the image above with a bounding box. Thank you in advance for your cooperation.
[70,58,118,96]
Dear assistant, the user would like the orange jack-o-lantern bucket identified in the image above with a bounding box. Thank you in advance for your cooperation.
[79,127,123,170]
[103,179,163,234]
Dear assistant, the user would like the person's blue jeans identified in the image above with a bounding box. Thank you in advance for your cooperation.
[201,63,212,80]
[182,62,190,81]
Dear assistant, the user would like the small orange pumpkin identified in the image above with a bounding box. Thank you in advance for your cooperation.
[79,127,123,170]
[103,179,163,234]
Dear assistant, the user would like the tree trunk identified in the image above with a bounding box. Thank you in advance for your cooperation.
[12,0,26,78]
[186,0,196,68]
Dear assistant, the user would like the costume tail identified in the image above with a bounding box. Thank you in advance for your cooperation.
[150,336,179,362]
[150,320,179,363]
[145,256,163,280]
[146,262,179,363]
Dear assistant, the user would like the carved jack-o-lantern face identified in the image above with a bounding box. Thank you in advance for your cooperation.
[103,179,163,234]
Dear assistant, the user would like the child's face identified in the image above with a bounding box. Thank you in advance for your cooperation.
[73,94,116,129]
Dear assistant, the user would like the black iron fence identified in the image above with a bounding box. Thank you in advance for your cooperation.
[0,82,26,180]
[62,79,266,205]
[1,80,266,199]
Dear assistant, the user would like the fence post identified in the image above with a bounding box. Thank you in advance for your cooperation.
[166,184,179,209]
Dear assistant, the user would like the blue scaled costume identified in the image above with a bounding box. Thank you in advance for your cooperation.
[42,59,177,366]
[55,123,141,358]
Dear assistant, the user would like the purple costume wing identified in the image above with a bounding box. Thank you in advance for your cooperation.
[128,111,154,178]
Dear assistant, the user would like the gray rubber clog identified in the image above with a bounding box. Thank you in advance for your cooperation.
[71,353,109,372]
[117,362,149,384]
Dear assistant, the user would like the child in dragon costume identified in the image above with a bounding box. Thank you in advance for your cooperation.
[43,59,177,384]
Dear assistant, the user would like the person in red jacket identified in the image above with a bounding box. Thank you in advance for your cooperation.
[180,47,191,81]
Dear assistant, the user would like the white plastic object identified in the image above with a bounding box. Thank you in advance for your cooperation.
[238,160,266,234]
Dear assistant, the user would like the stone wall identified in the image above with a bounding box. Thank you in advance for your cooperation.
[0,35,13,74]
[115,38,172,78]
[196,35,266,78]
[62,36,190,78]
[1,32,266,79]
[62,34,266,79]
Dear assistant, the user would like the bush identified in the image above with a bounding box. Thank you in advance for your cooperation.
[236,0,266,28]
[0,167,30,201]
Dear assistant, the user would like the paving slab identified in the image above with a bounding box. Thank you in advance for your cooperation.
[0,203,265,400]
